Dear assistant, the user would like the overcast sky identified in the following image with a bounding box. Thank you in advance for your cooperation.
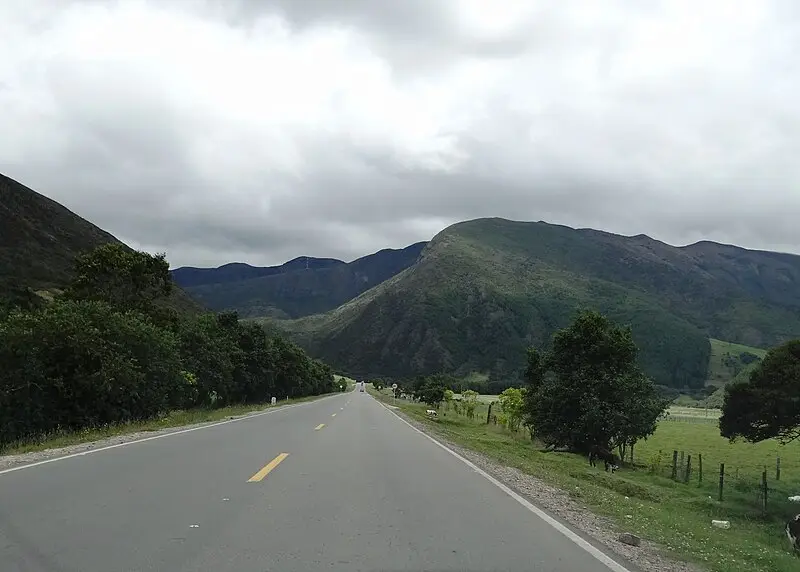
[2,0,799,268]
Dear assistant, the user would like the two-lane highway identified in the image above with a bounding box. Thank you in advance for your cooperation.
[0,390,635,572]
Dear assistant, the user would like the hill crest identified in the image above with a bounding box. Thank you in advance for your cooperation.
[269,217,800,388]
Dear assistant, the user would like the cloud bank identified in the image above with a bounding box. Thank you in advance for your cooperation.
[2,0,798,267]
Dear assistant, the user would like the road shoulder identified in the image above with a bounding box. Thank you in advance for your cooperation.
[0,394,337,472]
[377,400,702,572]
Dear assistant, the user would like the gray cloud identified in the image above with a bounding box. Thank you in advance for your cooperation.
[1,0,799,268]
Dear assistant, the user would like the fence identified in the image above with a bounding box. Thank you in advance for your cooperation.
[644,448,798,518]
[389,389,800,520]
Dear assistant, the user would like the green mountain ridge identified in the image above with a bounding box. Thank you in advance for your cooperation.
[262,218,800,388]
[174,242,426,318]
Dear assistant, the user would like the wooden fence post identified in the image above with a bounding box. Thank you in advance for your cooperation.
[486,402,493,425]
[685,455,692,483]
[776,456,781,481]
[698,453,703,483]
[718,463,725,501]
[671,450,678,480]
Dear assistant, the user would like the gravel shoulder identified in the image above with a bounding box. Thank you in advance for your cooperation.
[387,404,703,572]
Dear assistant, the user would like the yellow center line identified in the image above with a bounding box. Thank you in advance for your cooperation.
[315,423,326,431]
[247,452,289,483]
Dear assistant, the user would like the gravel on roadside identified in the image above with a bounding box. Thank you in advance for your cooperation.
[391,407,702,572]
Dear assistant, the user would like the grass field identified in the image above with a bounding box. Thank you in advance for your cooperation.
[372,388,800,572]
[452,393,499,404]
[706,338,767,387]
[666,406,721,422]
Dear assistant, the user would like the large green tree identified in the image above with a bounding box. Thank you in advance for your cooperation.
[412,375,448,409]
[523,310,669,453]
[66,243,172,313]
[719,339,800,443]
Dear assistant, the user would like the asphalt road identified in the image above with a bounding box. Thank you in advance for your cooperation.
[0,390,635,572]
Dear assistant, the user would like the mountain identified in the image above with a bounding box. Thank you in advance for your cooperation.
[267,218,800,389]
[172,242,427,318]
[171,257,345,288]
[0,173,200,313]
[0,173,123,292]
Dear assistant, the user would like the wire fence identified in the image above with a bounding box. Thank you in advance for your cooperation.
[639,447,800,518]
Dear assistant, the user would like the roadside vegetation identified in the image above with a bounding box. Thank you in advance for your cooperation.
[2,393,329,456]
[0,244,342,454]
[371,309,800,572]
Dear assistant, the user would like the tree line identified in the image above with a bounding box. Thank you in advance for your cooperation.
[389,308,800,459]
[398,304,800,458]
[0,244,339,449]
[384,310,671,459]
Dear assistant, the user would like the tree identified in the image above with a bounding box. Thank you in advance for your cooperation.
[443,389,454,412]
[523,310,669,453]
[66,243,172,313]
[720,339,800,443]
[0,300,185,446]
[461,389,479,419]
[414,376,447,409]
[177,313,237,407]
[0,244,341,448]
[498,387,526,432]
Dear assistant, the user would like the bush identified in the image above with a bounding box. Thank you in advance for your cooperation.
[0,300,184,445]
[0,245,338,448]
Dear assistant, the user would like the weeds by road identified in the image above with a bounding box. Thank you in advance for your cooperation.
[1,393,337,458]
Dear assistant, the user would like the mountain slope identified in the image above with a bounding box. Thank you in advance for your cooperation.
[0,173,200,313]
[270,218,800,388]
[0,173,122,291]
[173,242,427,318]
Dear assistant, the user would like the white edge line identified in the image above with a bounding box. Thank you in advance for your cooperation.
[374,397,633,572]
[0,394,340,477]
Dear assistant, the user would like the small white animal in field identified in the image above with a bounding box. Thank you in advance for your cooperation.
[786,514,800,554]
[426,409,438,417]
